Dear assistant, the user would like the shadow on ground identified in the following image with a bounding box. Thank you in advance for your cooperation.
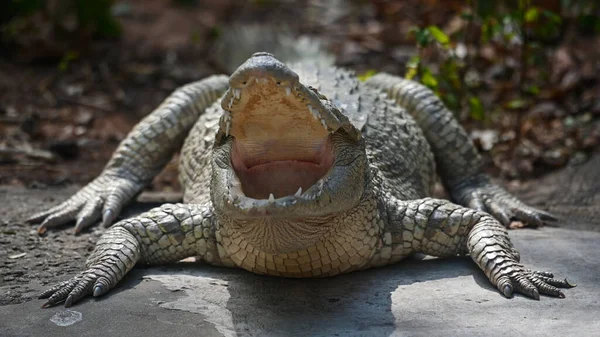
[139,255,479,337]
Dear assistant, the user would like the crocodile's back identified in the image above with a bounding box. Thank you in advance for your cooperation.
[360,85,436,200]
[289,62,436,200]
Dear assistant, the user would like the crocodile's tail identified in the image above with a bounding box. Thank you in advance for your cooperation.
[212,25,334,74]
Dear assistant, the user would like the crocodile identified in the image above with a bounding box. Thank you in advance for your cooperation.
[29,51,574,308]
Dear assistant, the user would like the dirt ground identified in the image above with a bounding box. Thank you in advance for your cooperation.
[0,186,176,306]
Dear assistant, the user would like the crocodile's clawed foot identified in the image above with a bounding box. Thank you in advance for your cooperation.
[494,265,575,300]
[27,174,143,234]
[454,178,557,228]
[39,268,113,308]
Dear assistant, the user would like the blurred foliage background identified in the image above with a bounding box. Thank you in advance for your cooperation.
[0,0,599,190]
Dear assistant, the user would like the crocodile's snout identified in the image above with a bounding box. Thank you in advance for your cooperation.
[229,52,299,88]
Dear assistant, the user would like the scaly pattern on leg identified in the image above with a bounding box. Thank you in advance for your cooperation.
[366,74,556,227]
[28,75,229,233]
[39,203,220,307]
[383,197,574,299]
[467,214,574,298]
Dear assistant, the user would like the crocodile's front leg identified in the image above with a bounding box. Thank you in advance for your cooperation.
[384,197,574,299]
[39,203,221,308]
[366,74,556,227]
[28,75,229,233]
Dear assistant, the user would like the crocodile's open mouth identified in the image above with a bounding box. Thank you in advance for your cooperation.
[213,53,365,216]
[224,76,335,200]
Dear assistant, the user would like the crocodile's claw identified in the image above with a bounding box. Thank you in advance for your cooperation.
[494,265,576,300]
[453,177,557,228]
[27,174,143,234]
[40,265,119,308]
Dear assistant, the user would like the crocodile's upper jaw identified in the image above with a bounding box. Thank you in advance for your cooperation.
[212,52,366,218]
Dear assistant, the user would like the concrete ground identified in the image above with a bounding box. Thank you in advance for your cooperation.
[1,227,599,337]
[1,154,599,337]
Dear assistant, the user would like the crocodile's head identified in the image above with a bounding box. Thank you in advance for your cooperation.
[211,52,367,219]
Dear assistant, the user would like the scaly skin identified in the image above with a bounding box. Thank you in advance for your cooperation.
[365,74,557,227]
[31,52,573,308]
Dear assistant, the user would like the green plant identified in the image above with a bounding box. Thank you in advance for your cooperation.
[405,0,598,124]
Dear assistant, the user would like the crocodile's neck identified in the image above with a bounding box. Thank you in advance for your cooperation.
[215,196,383,277]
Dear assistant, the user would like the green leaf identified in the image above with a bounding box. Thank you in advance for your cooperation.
[405,67,418,80]
[505,99,529,110]
[406,55,420,68]
[469,96,485,121]
[427,26,449,45]
[542,10,562,24]
[525,85,540,95]
[410,27,431,47]
[357,70,377,82]
[443,93,460,111]
[58,50,80,72]
[460,11,474,21]
[405,55,420,80]
[525,7,539,23]
[421,68,438,89]
[577,14,600,34]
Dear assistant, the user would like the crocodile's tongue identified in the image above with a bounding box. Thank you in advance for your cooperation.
[231,138,334,199]
[233,161,325,199]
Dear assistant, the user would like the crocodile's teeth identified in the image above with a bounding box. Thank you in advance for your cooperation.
[320,119,327,129]
[268,193,275,203]
[228,96,234,109]
[226,120,231,136]
[308,104,319,119]
[285,87,291,96]
[294,187,302,197]
[317,179,325,190]
[233,88,241,100]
